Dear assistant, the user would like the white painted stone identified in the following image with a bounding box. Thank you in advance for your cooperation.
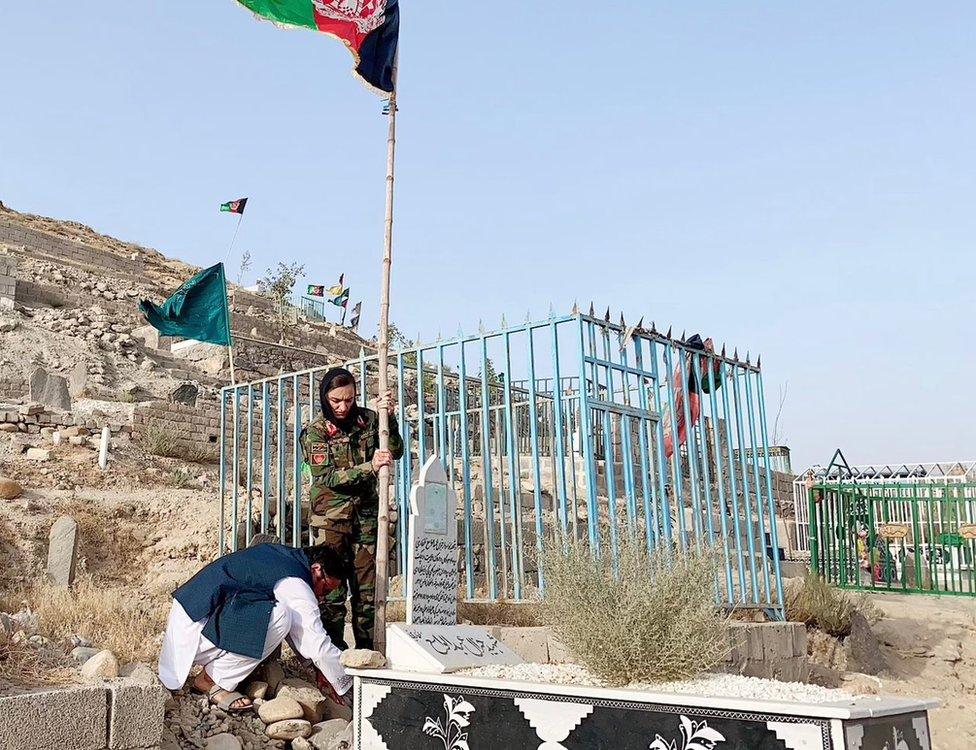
[386,623,523,674]
[406,454,458,626]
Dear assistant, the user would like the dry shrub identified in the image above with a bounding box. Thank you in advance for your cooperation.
[540,537,729,685]
[784,571,878,637]
[29,577,167,664]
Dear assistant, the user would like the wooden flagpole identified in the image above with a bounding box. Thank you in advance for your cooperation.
[373,55,398,656]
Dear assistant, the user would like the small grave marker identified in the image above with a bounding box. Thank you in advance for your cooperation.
[47,515,79,587]
[386,623,522,673]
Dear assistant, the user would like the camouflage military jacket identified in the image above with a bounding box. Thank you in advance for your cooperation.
[300,408,404,526]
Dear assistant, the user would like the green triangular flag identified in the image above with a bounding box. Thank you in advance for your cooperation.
[139,263,232,346]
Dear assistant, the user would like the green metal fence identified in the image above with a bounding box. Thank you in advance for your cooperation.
[809,482,976,596]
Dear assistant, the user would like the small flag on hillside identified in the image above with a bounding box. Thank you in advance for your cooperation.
[329,288,350,308]
[234,0,399,94]
[138,263,232,346]
[307,284,325,297]
[220,198,248,215]
[349,301,362,330]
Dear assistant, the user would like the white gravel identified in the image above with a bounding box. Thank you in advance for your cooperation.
[457,664,857,704]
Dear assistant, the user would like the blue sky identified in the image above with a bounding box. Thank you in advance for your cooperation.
[1,2,973,470]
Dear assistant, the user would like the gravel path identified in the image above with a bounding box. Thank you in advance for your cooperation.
[458,664,857,704]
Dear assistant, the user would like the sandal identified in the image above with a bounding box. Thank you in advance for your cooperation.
[205,684,253,713]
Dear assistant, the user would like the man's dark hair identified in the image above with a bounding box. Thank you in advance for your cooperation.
[303,544,344,578]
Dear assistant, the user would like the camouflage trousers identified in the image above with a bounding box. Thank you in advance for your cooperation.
[311,509,377,651]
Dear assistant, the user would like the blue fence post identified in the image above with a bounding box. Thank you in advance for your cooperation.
[575,315,600,552]
[292,373,302,548]
[743,366,774,605]
[479,335,498,599]
[549,321,570,538]
[730,367,760,603]
[457,339,476,599]
[261,381,270,534]
[525,327,546,592]
[246,383,254,548]
[755,367,786,615]
[219,387,227,555]
[501,329,524,597]
[231,386,240,552]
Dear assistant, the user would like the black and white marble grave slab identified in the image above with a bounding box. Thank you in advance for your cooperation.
[350,669,936,750]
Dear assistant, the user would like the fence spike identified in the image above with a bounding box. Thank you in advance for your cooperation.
[650,320,657,334]
[666,325,672,339]
[588,302,595,317]
[733,347,739,361]
[457,324,464,338]
[619,312,626,327]
[757,354,762,368]
[721,343,727,357]
[548,302,555,318]
[501,313,508,328]
[478,319,485,334]
[571,300,579,315]
[680,329,686,342]
[745,350,751,364]
[525,310,531,323]
[635,316,644,331]
[604,307,611,322]
[436,330,443,342]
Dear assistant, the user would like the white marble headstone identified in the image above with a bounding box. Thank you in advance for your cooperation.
[406,454,458,626]
[386,623,523,674]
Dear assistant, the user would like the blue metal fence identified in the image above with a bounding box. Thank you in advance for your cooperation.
[218,311,785,613]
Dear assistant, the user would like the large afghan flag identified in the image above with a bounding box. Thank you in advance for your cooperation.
[235,0,399,94]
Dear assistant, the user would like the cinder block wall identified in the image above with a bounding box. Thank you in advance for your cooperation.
[133,400,222,451]
[0,253,16,307]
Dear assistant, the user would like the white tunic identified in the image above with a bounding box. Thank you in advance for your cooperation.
[157,576,351,695]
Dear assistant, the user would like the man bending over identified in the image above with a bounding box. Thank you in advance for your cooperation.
[157,542,350,712]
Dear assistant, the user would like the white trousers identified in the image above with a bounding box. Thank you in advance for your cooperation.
[194,601,290,691]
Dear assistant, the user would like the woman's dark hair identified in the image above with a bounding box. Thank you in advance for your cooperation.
[325,371,356,392]
[303,544,344,579]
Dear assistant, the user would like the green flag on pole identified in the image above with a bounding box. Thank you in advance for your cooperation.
[139,263,232,346]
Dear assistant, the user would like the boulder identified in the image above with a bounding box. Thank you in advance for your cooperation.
[278,678,327,722]
[0,477,22,500]
[257,695,304,724]
[80,649,120,682]
[71,646,101,664]
[61,426,90,438]
[205,734,243,750]
[171,383,199,407]
[265,719,312,741]
[26,448,52,461]
[340,649,386,669]
[263,659,285,696]
[29,367,71,412]
[292,738,313,750]
[309,719,351,750]
[244,680,268,700]
[0,423,18,433]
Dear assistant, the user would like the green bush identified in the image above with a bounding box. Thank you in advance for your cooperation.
[540,537,729,686]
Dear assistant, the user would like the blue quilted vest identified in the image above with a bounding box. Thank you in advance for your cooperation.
[173,543,312,659]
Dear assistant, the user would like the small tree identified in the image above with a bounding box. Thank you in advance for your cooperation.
[258,262,305,337]
[258,261,305,305]
[236,249,252,286]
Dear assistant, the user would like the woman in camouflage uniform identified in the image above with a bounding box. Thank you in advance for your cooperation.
[300,367,403,650]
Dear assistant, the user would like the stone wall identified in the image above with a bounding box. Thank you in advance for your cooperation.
[0,375,27,404]
[0,219,144,278]
[0,403,133,437]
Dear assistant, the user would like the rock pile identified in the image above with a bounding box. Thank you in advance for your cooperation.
[33,306,144,369]
[162,674,352,750]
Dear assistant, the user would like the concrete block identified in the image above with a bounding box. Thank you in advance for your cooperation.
[547,634,574,664]
[743,624,765,661]
[727,625,749,663]
[0,685,109,750]
[496,626,550,663]
[108,669,167,750]
[760,623,793,662]
[791,623,808,658]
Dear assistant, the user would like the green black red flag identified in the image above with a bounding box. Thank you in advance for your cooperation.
[220,198,248,215]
